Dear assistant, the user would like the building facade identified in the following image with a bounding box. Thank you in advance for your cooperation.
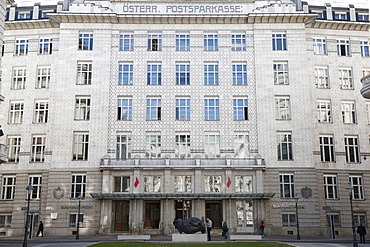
[0,0,369,239]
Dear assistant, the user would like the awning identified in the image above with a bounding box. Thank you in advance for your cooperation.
[90,192,275,200]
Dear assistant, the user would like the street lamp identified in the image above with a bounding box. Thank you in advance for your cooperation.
[346,181,358,247]
[76,196,82,240]
[23,183,33,247]
[294,193,301,240]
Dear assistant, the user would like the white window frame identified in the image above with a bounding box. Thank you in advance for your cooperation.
[275,96,290,120]
[34,100,49,123]
[118,63,133,85]
[144,176,161,192]
[15,39,28,56]
[114,176,131,192]
[174,176,192,192]
[1,176,16,200]
[9,101,24,124]
[119,33,134,51]
[69,213,84,228]
[315,66,330,89]
[273,61,289,85]
[204,133,220,158]
[31,135,46,162]
[317,99,331,123]
[12,67,26,90]
[235,175,252,193]
[175,133,190,159]
[272,33,287,51]
[341,100,356,124]
[339,67,353,90]
[116,134,131,160]
[204,176,222,192]
[277,132,293,160]
[344,136,360,163]
[176,98,190,121]
[231,34,246,51]
[176,34,190,51]
[6,136,21,163]
[146,98,161,120]
[39,38,52,55]
[147,34,162,51]
[324,175,338,199]
[176,63,190,85]
[78,33,93,51]
[349,176,364,200]
[117,98,132,121]
[36,66,51,89]
[72,132,89,161]
[234,133,249,159]
[75,96,91,121]
[233,98,248,120]
[280,173,294,198]
[71,174,86,198]
[361,41,370,57]
[0,214,12,227]
[147,63,162,85]
[29,176,42,200]
[145,134,161,158]
[337,39,351,56]
[282,213,296,226]
[204,98,219,121]
[204,34,218,51]
[77,62,92,85]
[232,63,247,85]
[313,38,327,55]
[319,135,335,162]
[204,63,219,85]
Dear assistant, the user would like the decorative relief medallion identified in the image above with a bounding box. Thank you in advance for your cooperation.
[53,186,64,199]
[301,186,312,199]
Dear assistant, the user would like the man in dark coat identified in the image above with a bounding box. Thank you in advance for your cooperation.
[357,224,366,243]
[36,221,44,237]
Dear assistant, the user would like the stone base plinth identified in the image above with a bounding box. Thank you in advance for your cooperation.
[172,233,207,242]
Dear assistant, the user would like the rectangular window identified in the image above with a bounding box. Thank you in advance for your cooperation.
[320,135,335,162]
[73,132,89,161]
[235,175,252,192]
[75,96,91,121]
[144,176,161,192]
[205,176,221,192]
[12,67,26,90]
[272,33,287,51]
[145,134,161,158]
[18,12,31,19]
[282,213,296,226]
[204,34,218,51]
[204,63,219,85]
[317,100,332,123]
[148,34,162,51]
[147,63,162,85]
[275,96,290,120]
[339,68,353,89]
[146,98,161,120]
[204,98,219,121]
[6,136,21,163]
[77,62,92,85]
[36,66,51,89]
[114,176,130,192]
[349,176,364,200]
[176,98,190,121]
[337,39,350,56]
[315,66,329,88]
[0,214,12,227]
[204,133,220,158]
[1,176,16,200]
[313,38,327,55]
[118,63,133,85]
[15,39,28,56]
[353,214,367,227]
[119,34,134,51]
[117,98,132,121]
[31,135,46,162]
[232,63,247,85]
[273,62,289,85]
[361,41,369,57]
[234,133,249,158]
[277,132,293,160]
[34,100,49,123]
[175,133,190,159]
[78,33,93,50]
[9,101,24,124]
[174,176,192,192]
[280,174,294,198]
[334,12,347,20]
[328,214,341,227]
[176,34,190,51]
[176,63,190,85]
[366,102,370,124]
[233,98,248,120]
[39,38,52,55]
[324,175,338,199]
[345,136,360,163]
[29,176,42,199]
[232,34,246,51]
[71,174,86,198]
[341,101,356,124]
[357,14,369,22]
[116,134,131,160]
[69,213,84,228]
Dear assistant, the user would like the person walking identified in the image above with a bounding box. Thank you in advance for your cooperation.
[357,224,366,243]
[260,220,265,237]
[36,221,44,237]
[206,218,212,241]
[222,221,229,239]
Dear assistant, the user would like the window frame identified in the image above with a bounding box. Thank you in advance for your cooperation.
[77,62,92,85]
[324,175,338,199]
[235,175,252,193]
[231,34,246,51]
[39,38,53,55]
[203,34,218,51]
[147,63,162,85]
[174,175,192,192]
[313,38,327,55]
[29,175,42,200]
[275,96,291,120]
[12,67,27,90]
[69,213,84,228]
[9,101,24,124]
[315,66,330,89]
[317,99,332,123]
[15,39,28,56]
[116,134,131,160]
[176,34,190,51]
[36,66,51,89]
[114,176,131,192]
[232,63,247,85]
[71,174,86,199]
[279,173,295,198]
[34,100,49,123]
[360,41,369,57]
[273,61,289,85]
[30,135,46,163]
[233,98,248,121]
[319,135,335,162]
[344,136,360,163]
[144,176,161,192]
[339,67,353,90]
[176,63,190,85]
[72,132,89,161]
[276,132,293,161]
[204,175,222,192]
[175,133,191,159]
[204,63,219,85]
[349,176,365,200]
[175,98,190,121]
[78,33,93,51]
[118,63,133,85]
[337,39,351,56]
[341,100,356,124]
[145,134,161,158]
[204,133,220,158]
[204,98,219,121]
[6,136,21,163]
[272,33,287,51]
[75,96,91,121]
[117,98,132,121]
[119,33,134,51]
[1,176,16,200]
[147,34,162,51]
[146,98,161,121]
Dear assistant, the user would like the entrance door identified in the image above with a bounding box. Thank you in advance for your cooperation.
[27,214,38,239]
[327,214,338,239]
[205,201,222,228]
[144,201,160,229]
[114,201,130,232]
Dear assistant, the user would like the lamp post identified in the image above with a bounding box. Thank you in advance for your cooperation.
[23,183,33,247]
[346,181,358,247]
[294,193,301,240]
[76,196,82,240]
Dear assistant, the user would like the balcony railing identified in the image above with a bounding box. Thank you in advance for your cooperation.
[0,144,8,164]
[360,74,370,99]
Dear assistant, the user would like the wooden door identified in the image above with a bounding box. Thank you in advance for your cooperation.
[114,201,129,232]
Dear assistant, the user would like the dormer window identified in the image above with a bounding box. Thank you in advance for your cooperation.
[18,12,31,20]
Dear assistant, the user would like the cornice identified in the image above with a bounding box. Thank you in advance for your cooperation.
[5,19,57,30]
[308,20,370,31]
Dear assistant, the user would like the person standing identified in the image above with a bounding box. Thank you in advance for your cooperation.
[260,220,265,237]
[222,221,229,239]
[36,221,44,237]
[206,218,212,241]
[357,224,366,243]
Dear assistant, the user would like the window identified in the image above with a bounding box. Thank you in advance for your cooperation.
[77,62,92,85]
[0,214,12,227]
[6,136,21,163]
[339,68,353,89]
[34,100,49,123]
[69,213,84,228]
[272,33,287,51]
[174,176,192,192]
[9,101,24,124]
[235,175,252,192]
[236,201,253,227]
[175,133,190,159]
[275,96,290,120]
[75,96,91,120]
[319,135,335,162]
[205,176,221,192]
[324,175,338,199]
[232,34,246,51]
[39,38,52,55]
[176,34,190,51]
[71,174,86,198]
[148,34,162,51]
[176,98,190,121]
[12,67,26,90]
[204,98,219,121]
[315,66,329,88]
[144,176,161,192]
[117,98,132,121]
[146,98,161,120]
[1,176,16,200]
[366,102,370,124]
[341,101,356,124]
[29,176,42,199]
[116,134,131,160]
[328,214,341,227]
[233,98,248,120]
[353,214,367,227]
[345,136,360,163]
[204,34,218,51]
[334,12,347,20]
[176,63,190,85]
[145,134,161,158]
[234,133,249,158]
[36,66,51,89]
[204,133,220,158]
[18,12,31,19]
[273,62,289,85]
[337,39,350,56]
[349,176,364,200]
[279,174,294,198]
[15,39,28,56]
[31,135,46,162]
[72,132,89,161]
[357,14,369,22]
[119,34,134,51]
[232,63,247,85]
[114,176,130,192]
[277,132,293,160]
[361,41,369,57]
[147,63,162,85]
[118,63,133,85]
[282,213,296,226]
[78,33,93,50]
[204,63,219,85]
[313,38,327,55]
[317,99,331,123]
